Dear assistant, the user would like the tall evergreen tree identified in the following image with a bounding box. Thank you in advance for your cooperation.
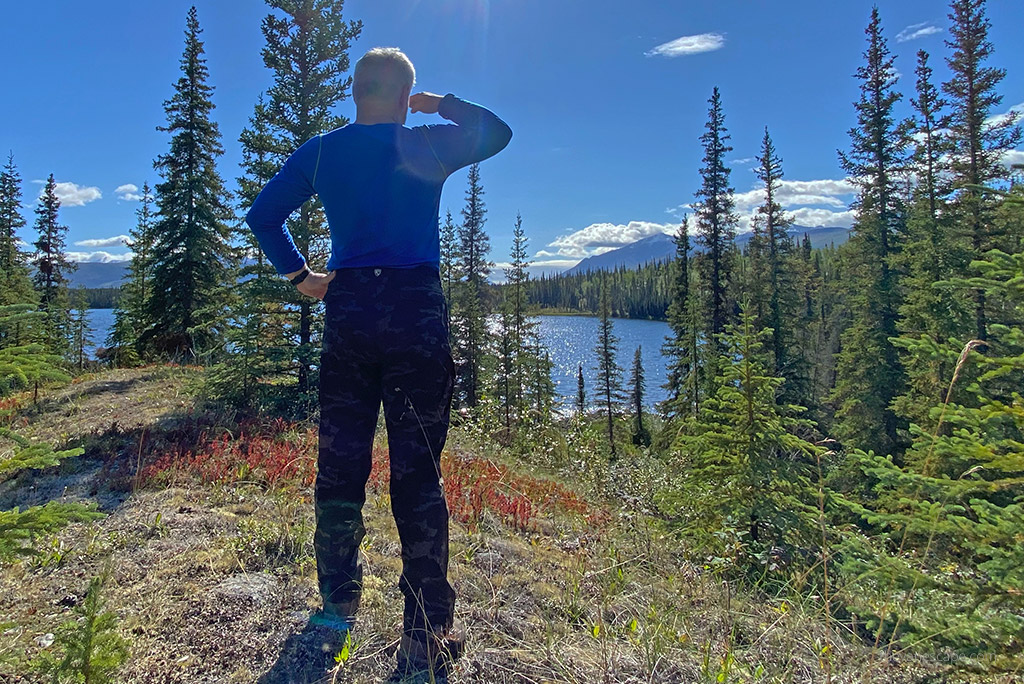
[594,273,624,459]
[143,7,234,359]
[749,128,806,405]
[833,7,911,457]
[0,153,34,307]
[31,174,75,355]
[663,217,700,418]
[694,87,738,353]
[440,209,460,310]
[893,50,971,429]
[205,95,296,409]
[107,183,155,367]
[942,0,1022,340]
[256,0,361,396]
[454,163,492,407]
[630,346,650,447]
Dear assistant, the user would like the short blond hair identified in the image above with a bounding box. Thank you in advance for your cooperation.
[353,47,416,102]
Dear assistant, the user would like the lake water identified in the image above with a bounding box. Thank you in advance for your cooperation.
[85,308,117,358]
[536,315,671,409]
[85,309,673,408]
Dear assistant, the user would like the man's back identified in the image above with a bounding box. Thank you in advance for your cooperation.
[246,94,511,273]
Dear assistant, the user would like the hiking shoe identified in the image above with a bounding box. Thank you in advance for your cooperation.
[390,625,465,682]
[308,610,354,634]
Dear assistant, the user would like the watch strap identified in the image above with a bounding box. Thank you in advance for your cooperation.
[290,267,311,285]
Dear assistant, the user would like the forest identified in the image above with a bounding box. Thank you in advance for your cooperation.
[2,0,1023,682]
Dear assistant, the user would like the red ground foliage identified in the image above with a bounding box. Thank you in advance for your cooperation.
[139,418,607,532]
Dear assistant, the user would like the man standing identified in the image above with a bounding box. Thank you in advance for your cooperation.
[245,47,511,679]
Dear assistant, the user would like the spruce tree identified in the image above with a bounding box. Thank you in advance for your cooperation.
[629,346,650,447]
[502,213,551,421]
[894,50,971,429]
[440,209,460,310]
[205,96,294,410]
[256,0,361,396]
[576,362,585,416]
[837,244,1024,653]
[594,273,624,459]
[454,163,492,407]
[107,183,154,367]
[750,128,803,402]
[694,87,738,353]
[70,288,92,372]
[0,153,35,307]
[942,0,1022,340]
[144,7,234,359]
[663,217,700,418]
[664,310,821,576]
[31,174,75,356]
[833,7,911,457]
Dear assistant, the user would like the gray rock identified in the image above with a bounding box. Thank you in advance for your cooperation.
[213,572,278,605]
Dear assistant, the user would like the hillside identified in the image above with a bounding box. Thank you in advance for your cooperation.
[0,367,956,683]
[564,225,850,276]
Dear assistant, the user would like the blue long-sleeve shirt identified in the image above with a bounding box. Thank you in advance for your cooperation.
[245,94,512,274]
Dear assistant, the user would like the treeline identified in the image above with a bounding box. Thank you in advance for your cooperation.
[521,261,674,320]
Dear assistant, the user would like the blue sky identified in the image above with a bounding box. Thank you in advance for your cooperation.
[3,0,1022,275]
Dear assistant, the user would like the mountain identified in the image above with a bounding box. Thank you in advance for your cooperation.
[562,224,850,275]
[66,261,130,289]
[563,232,676,276]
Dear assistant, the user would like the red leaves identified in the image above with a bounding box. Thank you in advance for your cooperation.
[138,418,607,534]
[138,416,316,489]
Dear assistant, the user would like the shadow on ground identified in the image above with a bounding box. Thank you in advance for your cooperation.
[257,622,349,684]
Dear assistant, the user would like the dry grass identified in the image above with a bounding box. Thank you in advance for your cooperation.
[0,367,971,684]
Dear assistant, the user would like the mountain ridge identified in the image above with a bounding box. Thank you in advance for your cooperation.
[563,224,850,275]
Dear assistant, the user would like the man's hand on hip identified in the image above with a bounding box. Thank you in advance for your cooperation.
[286,269,336,301]
[409,92,444,115]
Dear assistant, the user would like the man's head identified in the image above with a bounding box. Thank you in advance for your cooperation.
[353,48,416,124]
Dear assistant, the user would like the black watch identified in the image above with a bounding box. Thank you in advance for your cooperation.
[289,266,311,285]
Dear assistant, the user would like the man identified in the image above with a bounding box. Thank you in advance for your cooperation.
[245,47,511,679]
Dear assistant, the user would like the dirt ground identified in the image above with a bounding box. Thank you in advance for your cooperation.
[0,368,985,684]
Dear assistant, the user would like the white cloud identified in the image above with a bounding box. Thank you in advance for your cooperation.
[33,180,102,207]
[115,183,143,201]
[646,33,724,57]
[74,235,131,248]
[896,22,942,43]
[732,178,857,213]
[544,220,677,259]
[985,101,1024,129]
[1003,149,1024,168]
[787,208,857,228]
[67,251,134,263]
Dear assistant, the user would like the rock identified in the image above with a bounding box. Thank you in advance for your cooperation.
[213,572,278,605]
[36,633,54,648]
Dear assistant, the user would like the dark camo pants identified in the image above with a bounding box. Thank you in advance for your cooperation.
[316,264,456,637]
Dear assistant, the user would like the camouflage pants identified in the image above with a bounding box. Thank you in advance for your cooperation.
[316,264,456,637]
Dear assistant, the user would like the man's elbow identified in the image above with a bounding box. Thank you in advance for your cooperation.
[497,123,513,151]
[485,123,512,158]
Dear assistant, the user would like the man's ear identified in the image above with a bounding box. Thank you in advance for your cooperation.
[398,84,412,112]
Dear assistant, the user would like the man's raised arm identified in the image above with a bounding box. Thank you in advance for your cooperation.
[411,92,512,175]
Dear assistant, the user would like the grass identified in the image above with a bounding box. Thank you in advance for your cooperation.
[0,365,979,683]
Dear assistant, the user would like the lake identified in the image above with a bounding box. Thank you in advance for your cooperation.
[85,310,673,408]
